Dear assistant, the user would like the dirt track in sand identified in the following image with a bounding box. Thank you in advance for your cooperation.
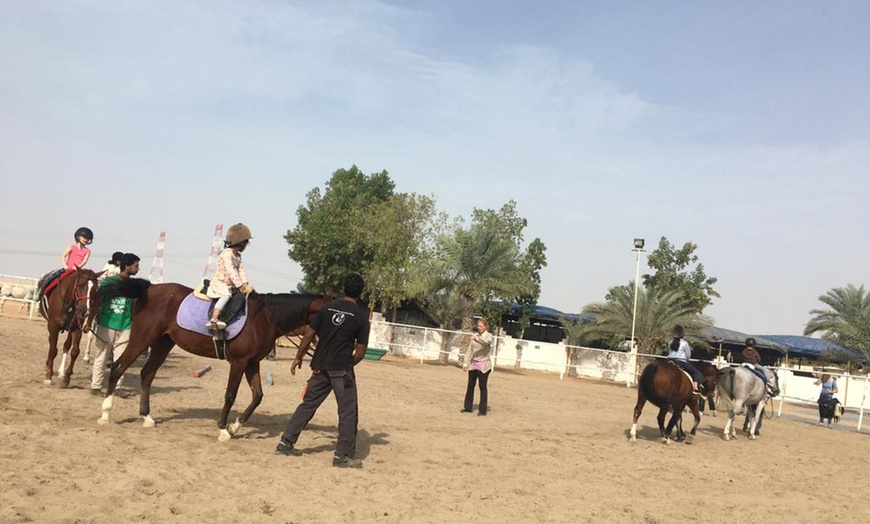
[1,316,868,523]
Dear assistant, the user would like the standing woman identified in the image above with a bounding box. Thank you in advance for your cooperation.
[461,318,493,416]
[815,374,838,427]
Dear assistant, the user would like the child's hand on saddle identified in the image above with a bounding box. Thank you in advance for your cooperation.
[239,283,253,295]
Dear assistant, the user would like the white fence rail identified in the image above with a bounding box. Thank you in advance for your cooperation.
[369,319,869,433]
[0,274,39,320]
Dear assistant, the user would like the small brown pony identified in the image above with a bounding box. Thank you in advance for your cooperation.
[629,360,716,444]
[97,279,326,441]
[37,268,104,386]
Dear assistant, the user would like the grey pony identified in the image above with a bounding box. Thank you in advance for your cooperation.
[717,365,769,441]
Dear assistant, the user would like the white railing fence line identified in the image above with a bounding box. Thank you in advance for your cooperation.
[369,319,869,433]
[0,274,39,320]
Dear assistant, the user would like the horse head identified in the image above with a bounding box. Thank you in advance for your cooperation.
[71,267,105,332]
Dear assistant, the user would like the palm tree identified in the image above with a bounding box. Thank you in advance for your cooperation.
[581,285,712,354]
[418,290,466,363]
[805,284,870,360]
[412,223,536,332]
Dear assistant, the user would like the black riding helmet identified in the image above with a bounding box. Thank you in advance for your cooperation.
[107,251,124,265]
[75,227,94,241]
[745,337,757,348]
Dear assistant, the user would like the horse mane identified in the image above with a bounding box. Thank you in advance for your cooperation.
[256,293,320,333]
[99,277,152,300]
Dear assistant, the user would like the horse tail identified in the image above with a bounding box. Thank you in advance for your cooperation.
[100,277,152,300]
[717,367,735,401]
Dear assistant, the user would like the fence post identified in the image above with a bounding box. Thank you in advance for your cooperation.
[420,328,428,364]
[857,377,867,433]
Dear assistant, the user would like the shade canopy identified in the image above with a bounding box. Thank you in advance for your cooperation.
[758,335,868,363]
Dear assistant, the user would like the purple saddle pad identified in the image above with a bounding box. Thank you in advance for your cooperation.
[176,293,247,340]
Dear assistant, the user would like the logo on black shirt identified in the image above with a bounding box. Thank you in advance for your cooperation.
[332,313,346,326]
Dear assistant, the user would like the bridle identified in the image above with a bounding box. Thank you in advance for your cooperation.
[61,271,98,332]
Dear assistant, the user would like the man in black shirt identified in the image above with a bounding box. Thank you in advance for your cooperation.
[276,274,370,468]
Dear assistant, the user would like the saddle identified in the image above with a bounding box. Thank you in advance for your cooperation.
[176,282,249,359]
[741,363,767,384]
[197,280,246,322]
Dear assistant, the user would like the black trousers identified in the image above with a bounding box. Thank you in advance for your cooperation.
[464,370,490,413]
[280,369,358,457]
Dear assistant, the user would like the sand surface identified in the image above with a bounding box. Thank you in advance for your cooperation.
[1,316,868,524]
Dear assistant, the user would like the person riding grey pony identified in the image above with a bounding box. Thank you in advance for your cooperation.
[741,338,780,397]
[666,325,704,394]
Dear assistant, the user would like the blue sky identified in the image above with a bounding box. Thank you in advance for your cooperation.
[1,0,868,335]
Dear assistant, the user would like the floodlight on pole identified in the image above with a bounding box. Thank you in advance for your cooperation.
[628,238,645,386]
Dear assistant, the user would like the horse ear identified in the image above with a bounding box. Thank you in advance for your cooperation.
[74,264,82,271]
[96,270,106,278]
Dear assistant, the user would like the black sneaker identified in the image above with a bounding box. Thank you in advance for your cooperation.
[332,454,363,468]
[478,411,487,417]
[90,389,102,397]
[460,408,473,413]
[275,440,303,456]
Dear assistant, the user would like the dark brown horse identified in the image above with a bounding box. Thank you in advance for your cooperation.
[629,360,710,444]
[37,268,104,386]
[96,279,326,441]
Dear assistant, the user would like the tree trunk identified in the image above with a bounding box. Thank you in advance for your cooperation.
[439,330,451,364]
[459,296,475,366]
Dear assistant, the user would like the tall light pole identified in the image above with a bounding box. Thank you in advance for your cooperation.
[627,238,645,386]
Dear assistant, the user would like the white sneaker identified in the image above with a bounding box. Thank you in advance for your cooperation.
[207,320,227,330]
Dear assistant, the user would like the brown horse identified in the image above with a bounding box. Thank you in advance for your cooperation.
[96,279,326,441]
[629,360,709,444]
[37,268,104,386]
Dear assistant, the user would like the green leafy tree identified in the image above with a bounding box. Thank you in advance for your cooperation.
[361,193,439,319]
[412,201,547,333]
[641,237,720,312]
[417,289,466,362]
[582,285,712,353]
[285,166,395,294]
[804,284,870,361]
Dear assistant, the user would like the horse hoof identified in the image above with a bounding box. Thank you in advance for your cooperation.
[748,434,756,441]
[661,438,670,445]
[43,379,52,385]
[228,418,241,436]
[218,429,232,442]
[142,416,156,428]
[685,435,694,445]
[97,415,110,425]
[84,357,91,363]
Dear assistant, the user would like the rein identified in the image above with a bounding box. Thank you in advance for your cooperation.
[62,272,97,330]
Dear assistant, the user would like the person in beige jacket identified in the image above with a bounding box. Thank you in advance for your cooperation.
[461,318,493,416]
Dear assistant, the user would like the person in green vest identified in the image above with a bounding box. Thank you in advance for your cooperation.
[90,253,140,395]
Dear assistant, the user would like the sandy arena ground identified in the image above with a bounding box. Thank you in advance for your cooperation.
[1,316,868,524]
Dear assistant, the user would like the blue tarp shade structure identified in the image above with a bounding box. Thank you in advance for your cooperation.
[701,326,787,355]
[758,335,868,363]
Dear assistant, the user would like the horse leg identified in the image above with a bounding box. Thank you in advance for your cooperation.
[57,331,75,388]
[44,324,60,385]
[668,407,685,442]
[630,390,647,443]
[60,330,82,388]
[99,329,154,425]
[748,399,766,440]
[228,359,264,438]
[83,331,94,363]
[686,398,701,445]
[657,406,670,444]
[217,360,247,442]
[138,335,174,428]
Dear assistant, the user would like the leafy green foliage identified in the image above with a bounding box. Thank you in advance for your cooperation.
[641,237,720,313]
[285,166,438,309]
[804,284,870,362]
[582,285,712,353]
[412,201,547,331]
